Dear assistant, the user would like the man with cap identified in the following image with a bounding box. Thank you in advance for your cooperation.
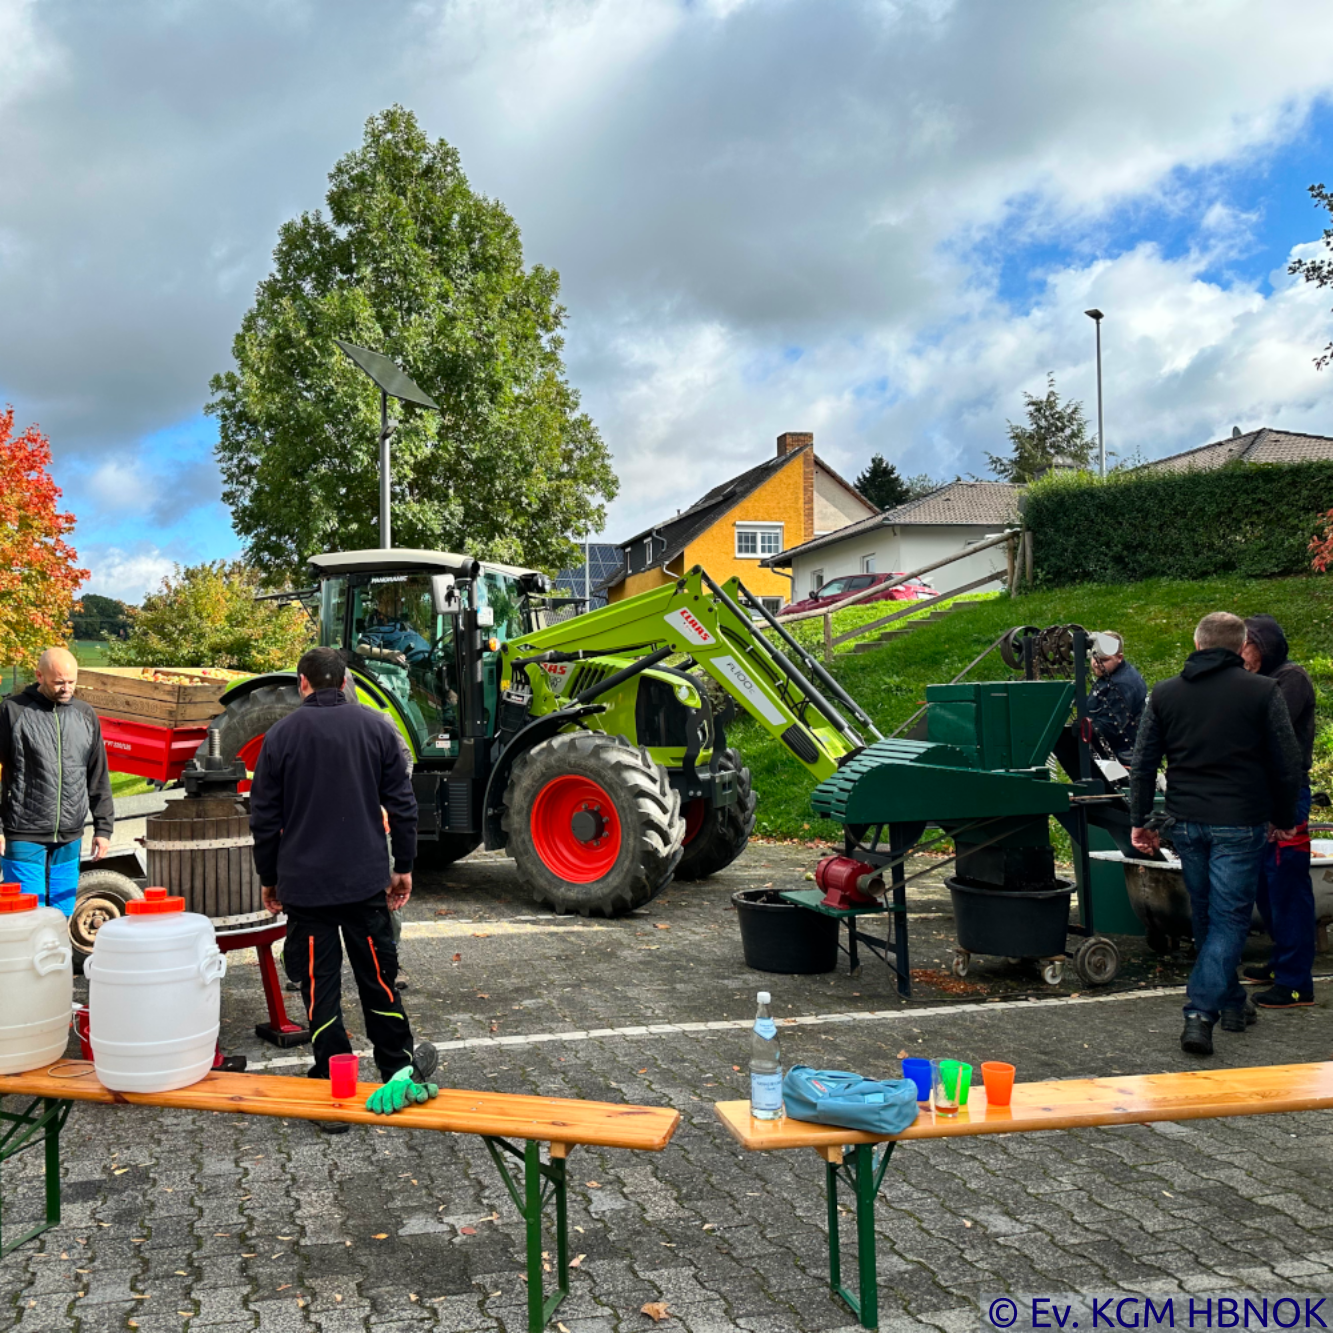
[0,647,113,916]
[1086,631,1147,767]
[252,646,438,1127]
[1240,614,1318,1010]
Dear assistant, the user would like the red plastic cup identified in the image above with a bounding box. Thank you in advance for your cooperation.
[981,1061,1015,1107]
[329,1054,359,1100]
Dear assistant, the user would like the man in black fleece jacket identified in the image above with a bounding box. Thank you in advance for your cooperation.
[1129,612,1302,1056]
[252,646,422,1115]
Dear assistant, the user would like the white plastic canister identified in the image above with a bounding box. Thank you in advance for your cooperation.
[0,880,73,1075]
[86,886,226,1093]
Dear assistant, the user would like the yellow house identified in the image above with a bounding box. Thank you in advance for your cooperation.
[602,432,876,610]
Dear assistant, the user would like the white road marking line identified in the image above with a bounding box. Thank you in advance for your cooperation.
[241,977,1332,1071]
[400,921,611,940]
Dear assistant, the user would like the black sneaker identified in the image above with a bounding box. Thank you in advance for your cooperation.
[1242,963,1275,985]
[1181,1014,1214,1055]
[1253,985,1315,1010]
[411,1041,439,1083]
[1220,1000,1257,1032]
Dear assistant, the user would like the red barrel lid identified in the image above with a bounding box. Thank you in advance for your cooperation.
[125,886,185,915]
[0,881,37,913]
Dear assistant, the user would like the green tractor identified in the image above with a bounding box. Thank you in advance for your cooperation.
[208,548,880,915]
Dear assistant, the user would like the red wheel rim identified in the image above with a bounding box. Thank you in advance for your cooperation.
[530,775,621,883]
[682,799,707,846]
[237,734,266,772]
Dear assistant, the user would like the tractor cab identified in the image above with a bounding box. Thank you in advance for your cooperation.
[308,549,549,766]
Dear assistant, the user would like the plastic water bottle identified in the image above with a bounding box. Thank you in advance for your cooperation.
[749,990,784,1120]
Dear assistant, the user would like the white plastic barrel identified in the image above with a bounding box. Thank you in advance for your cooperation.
[0,881,73,1075]
[86,886,226,1093]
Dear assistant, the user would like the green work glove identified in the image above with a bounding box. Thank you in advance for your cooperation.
[364,1065,440,1115]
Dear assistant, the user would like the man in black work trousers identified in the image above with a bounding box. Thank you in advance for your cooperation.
[252,646,433,1128]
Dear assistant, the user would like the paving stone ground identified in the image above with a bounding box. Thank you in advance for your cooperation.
[3,841,1331,1333]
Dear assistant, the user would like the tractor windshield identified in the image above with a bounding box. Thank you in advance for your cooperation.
[347,574,457,759]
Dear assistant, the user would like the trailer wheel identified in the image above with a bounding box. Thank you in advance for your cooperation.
[503,731,684,916]
[70,870,144,972]
[673,748,757,882]
[206,682,303,768]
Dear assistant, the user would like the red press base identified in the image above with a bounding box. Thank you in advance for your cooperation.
[215,919,311,1049]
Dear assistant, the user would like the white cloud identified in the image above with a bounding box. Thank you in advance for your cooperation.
[78,547,180,604]
[5,0,1333,551]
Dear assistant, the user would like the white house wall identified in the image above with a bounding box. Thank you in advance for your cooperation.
[790,523,1009,602]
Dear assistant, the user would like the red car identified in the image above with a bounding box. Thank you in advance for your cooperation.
[783,571,935,617]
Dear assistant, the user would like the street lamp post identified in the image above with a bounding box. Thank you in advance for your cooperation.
[334,340,440,548]
[1084,309,1105,478]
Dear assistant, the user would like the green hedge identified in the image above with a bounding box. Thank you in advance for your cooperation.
[1024,461,1333,586]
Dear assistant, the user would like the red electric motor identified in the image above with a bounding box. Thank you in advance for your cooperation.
[814,855,885,910]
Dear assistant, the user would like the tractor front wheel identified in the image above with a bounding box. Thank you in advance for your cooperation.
[674,747,757,882]
[503,731,684,916]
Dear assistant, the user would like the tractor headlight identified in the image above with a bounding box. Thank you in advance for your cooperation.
[674,682,696,705]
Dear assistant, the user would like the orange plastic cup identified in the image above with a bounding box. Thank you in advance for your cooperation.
[329,1053,359,1100]
[981,1062,1015,1107]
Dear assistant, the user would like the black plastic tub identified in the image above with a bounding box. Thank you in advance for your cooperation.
[733,888,839,974]
[947,876,1074,959]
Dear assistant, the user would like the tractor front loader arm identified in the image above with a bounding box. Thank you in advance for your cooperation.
[502,567,875,781]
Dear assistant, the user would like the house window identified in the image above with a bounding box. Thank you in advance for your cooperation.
[861,553,876,574]
[760,597,784,615]
[735,522,783,558]
[811,569,824,591]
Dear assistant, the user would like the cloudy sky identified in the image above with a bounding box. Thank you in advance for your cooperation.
[5,0,1333,601]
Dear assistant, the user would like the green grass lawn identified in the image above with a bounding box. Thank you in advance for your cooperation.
[739,574,1333,840]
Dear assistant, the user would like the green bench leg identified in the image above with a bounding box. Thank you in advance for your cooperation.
[483,1136,570,1333]
[0,1097,71,1259]
[824,1141,894,1330]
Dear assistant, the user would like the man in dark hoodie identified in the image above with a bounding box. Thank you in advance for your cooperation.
[252,646,436,1128]
[1130,612,1302,1056]
[1240,615,1317,1010]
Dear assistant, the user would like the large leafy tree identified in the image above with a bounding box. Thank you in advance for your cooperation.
[987,374,1093,483]
[854,454,910,511]
[0,407,87,668]
[209,107,617,583]
[1289,183,1333,370]
[106,562,313,673]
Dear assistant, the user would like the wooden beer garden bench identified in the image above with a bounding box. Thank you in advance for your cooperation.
[716,1062,1333,1331]
[0,1064,680,1333]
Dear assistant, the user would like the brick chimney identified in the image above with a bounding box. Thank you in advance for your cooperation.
[776,431,813,457]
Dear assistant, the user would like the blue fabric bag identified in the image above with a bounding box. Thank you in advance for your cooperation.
[782,1066,920,1135]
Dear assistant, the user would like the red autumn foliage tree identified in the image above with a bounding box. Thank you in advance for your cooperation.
[0,407,88,668]
[1312,509,1333,573]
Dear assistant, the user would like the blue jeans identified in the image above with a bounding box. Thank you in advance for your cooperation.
[1172,821,1268,1022]
[1256,787,1314,990]
[2,838,82,917]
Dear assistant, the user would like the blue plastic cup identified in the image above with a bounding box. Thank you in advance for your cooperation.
[902,1057,933,1103]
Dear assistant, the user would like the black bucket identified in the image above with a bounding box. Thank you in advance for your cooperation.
[947,876,1074,959]
[733,888,839,974]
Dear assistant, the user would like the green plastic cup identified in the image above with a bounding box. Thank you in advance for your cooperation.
[935,1060,972,1114]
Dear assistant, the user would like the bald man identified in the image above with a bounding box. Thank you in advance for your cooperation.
[0,648,113,916]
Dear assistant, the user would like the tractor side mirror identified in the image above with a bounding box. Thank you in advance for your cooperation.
[431,573,460,614]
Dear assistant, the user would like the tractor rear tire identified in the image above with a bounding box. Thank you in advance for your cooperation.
[674,747,756,881]
[414,834,482,872]
[206,682,303,767]
[503,731,684,916]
